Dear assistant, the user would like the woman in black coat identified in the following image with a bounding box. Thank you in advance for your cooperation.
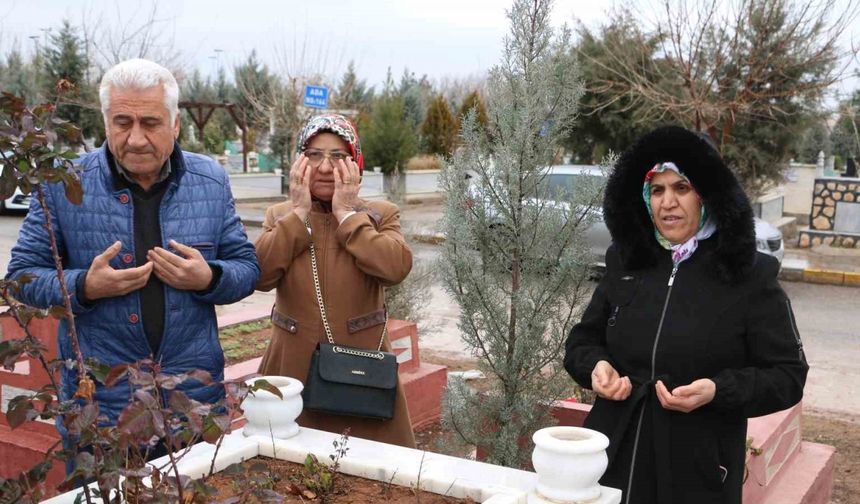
[564,126,808,504]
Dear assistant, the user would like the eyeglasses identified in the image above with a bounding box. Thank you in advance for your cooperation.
[304,149,350,167]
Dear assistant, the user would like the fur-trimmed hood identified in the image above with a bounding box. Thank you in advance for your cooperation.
[603,126,756,283]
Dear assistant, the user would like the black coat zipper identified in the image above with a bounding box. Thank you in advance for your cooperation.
[624,263,678,504]
[785,299,804,360]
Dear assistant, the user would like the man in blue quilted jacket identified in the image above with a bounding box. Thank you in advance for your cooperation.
[6,59,261,428]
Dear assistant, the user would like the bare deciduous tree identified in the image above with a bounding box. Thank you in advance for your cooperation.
[234,32,350,168]
[582,0,859,195]
[79,0,185,76]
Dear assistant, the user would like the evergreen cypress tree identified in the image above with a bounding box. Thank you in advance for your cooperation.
[456,90,489,134]
[421,95,457,157]
[439,0,598,468]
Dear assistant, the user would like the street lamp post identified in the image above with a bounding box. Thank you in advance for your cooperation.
[39,27,51,48]
[28,35,40,56]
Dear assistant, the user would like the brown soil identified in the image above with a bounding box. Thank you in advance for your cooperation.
[414,419,476,460]
[802,412,860,504]
[204,456,475,503]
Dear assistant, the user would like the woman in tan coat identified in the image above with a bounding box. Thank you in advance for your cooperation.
[255,114,415,447]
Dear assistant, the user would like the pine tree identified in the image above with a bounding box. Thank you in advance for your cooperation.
[399,68,432,130]
[334,61,374,112]
[361,70,418,174]
[43,20,100,141]
[421,95,458,157]
[214,68,239,141]
[1,49,42,103]
[44,21,87,93]
[439,0,596,468]
[233,50,273,135]
[563,10,661,163]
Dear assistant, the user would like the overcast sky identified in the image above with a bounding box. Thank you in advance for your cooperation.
[1,0,857,102]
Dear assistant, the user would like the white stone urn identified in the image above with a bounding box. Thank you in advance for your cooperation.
[528,426,610,503]
[242,376,303,439]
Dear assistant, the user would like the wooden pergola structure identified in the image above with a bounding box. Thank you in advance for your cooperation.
[179,101,249,173]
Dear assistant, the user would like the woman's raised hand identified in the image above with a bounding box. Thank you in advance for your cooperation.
[289,154,312,222]
[332,156,362,223]
[655,379,716,413]
[592,360,632,401]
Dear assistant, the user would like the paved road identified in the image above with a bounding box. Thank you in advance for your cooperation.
[228,173,283,200]
[781,282,860,417]
[409,243,470,358]
[0,212,26,275]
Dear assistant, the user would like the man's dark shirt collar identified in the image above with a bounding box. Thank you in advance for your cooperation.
[106,149,173,193]
[114,160,172,192]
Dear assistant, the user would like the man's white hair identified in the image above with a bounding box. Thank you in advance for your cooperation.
[99,58,180,119]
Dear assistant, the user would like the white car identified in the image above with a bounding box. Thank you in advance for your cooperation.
[468,164,784,266]
[754,217,785,264]
[0,162,30,213]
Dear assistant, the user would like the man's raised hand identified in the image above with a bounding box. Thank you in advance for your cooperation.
[147,240,214,291]
[84,241,153,300]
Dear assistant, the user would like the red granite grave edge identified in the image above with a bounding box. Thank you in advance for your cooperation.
[550,400,834,504]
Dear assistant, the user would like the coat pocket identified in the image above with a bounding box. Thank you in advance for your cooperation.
[606,274,640,328]
[189,242,216,260]
[272,309,299,334]
[607,273,640,305]
[693,431,726,491]
[347,308,386,334]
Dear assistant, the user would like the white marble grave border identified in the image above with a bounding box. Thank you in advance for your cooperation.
[42,426,622,504]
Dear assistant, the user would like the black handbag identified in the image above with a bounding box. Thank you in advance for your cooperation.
[304,343,397,420]
[301,227,398,420]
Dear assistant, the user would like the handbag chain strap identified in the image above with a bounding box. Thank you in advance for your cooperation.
[307,219,388,354]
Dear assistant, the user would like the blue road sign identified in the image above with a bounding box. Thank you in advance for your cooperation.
[304,85,329,109]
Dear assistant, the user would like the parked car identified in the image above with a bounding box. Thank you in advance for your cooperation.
[467,164,784,267]
[0,161,30,213]
[754,217,785,264]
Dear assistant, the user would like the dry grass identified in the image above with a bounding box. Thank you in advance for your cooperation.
[406,155,443,171]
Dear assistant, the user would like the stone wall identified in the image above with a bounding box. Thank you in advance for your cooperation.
[798,177,860,248]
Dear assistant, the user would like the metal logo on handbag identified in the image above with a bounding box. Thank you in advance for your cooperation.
[302,224,398,420]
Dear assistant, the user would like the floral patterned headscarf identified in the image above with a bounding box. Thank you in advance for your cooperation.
[642,162,716,265]
[297,113,364,171]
